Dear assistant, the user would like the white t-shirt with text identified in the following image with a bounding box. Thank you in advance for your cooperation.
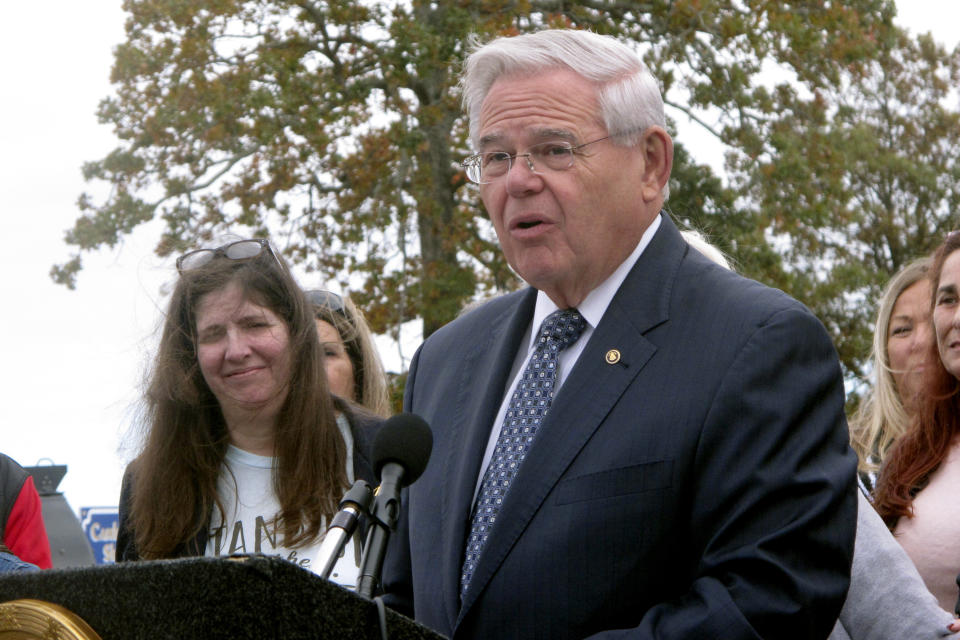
[204,416,359,588]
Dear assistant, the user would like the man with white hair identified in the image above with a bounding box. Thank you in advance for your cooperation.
[384,29,856,639]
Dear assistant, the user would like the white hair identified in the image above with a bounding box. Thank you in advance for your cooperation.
[460,29,669,197]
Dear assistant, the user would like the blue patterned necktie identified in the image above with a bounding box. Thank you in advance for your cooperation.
[460,308,587,598]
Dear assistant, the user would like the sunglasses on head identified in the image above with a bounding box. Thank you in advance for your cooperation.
[176,239,281,273]
[305,289,346,316]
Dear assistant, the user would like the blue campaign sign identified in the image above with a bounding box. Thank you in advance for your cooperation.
[80,507,119,564]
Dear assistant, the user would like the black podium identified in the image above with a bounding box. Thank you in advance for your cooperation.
[0,555,445,639]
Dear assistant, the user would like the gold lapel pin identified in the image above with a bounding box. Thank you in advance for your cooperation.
[605,349,621,365]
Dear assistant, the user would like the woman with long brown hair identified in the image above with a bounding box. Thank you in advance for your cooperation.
[116,239,380,588]
[875,231,960,613]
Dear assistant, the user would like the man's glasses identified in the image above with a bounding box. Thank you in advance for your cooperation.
[462,135,612,185]
[176,239,280,273]
[305,289,346,316]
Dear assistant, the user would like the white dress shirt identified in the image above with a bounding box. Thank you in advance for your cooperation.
[472,214,662,501]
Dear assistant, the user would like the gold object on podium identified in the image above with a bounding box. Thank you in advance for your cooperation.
[0,599,102,640]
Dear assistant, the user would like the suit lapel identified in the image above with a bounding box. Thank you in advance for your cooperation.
[438,288,537,629]
[456,214,688,626]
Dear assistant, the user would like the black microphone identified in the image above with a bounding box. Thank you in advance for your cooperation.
[317,479,373,580]
[356,413,433,598]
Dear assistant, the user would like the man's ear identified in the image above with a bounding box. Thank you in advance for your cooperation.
[639,126,673,203]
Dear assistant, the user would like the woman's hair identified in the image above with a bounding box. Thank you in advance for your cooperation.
[130,240,347,558]
[681,229,730,270]
[874,234,960,526]
[309,291,391,417]
[849,257,931,478]
[460,29,669,197]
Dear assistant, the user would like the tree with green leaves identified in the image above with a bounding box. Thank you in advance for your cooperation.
[732,27,960,379]
[55,0,960,382]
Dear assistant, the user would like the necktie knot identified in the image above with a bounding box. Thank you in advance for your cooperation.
[538,308,586,352]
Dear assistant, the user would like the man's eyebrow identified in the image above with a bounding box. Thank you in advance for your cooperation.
[477,133,504,150]
[938,283,958,296]
[477,128,577,150]
[533,128,576,141]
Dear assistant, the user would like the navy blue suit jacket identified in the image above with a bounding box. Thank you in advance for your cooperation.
[383,215,857,639]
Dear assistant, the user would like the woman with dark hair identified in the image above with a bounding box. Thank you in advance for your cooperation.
[876,231,960,613]
[307,290,391,417]
[116,239,380,588]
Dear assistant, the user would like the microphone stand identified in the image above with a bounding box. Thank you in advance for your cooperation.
[356,463,404,599]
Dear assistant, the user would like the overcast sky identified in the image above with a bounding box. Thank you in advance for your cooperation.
[1,2,957,514]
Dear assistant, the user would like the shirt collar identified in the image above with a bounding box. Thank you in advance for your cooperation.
[529,213,662,345]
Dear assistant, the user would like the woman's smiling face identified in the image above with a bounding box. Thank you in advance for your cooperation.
[195,280,292,418]
[934,250,960,380]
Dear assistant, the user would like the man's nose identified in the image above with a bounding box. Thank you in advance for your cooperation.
[517,153,536,173]
[504,153,542,194]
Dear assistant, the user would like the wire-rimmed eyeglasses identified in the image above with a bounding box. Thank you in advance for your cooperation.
[176,239,281,273]
[461,135,612,185]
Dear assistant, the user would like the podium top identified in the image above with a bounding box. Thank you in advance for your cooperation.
[0,554,446,640]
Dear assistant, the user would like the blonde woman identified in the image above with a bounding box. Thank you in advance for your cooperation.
[850,258,933,488]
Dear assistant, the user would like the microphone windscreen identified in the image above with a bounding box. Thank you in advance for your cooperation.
[372,413,433,486]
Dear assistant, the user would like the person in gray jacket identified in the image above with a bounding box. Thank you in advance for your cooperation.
[829,490,957,639]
